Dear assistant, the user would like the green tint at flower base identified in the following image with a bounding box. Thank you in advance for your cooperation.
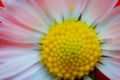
[40,20,102,80]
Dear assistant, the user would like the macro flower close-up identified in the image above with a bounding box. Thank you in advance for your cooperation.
[0,0,120,80]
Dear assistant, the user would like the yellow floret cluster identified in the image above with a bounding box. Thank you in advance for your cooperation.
[40,21,102,80]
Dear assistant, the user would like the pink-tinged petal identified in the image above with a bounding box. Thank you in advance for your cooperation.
[0,8,43,33]
[95,6,120,33]
[81,0,118,25]
[95,3,120,24]
[0,39,36,49]
[95,7,120,51]
[1,0,51,33]
[0,23,41,43]
[97,22,120,50]
[42,0,87,22]
[103,50,120,59]
[12,63,43,80]
[3,0,88,24]
[100,6,120,23]
[99,22,120,39]
[41,0,65,23]
[0,50,40,79]
[21,0,54,26]
[97,58,120,80]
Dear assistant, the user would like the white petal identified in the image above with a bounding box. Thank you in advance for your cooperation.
[102,58,120,78]
[0,48,40,60]
[84,76,93,80]
[59,0,87,20]
[97,58,120,80]
[97,64,118,80]
[101,40,120,50]
[63,0,88,20]
[81,0,118,25]
[24,67,57,80]
[43,0,87,22]
[0,49,40,79]
[12,63,43,80]
[72,0,87,20]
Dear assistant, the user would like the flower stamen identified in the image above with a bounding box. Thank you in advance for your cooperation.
[40,21,102,79]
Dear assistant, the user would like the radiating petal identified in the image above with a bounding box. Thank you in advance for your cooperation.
[97,21,120,40]
[0,8,41,44]
[97,58,120,80]
[103,50,120,58]
[24,67,58,80]
[84,76,93,80]
[0,7,44,34]
[0,49,40,79]
[43,0,87,22]
[0,38,36,49]
[99,6,120,24]
[0,48,40,59]
[41,0,64,23]
[100,23,120,50]
[12,63,43,80]
[81,0,118,25]
[71,0,87,20]
[95,6,120,33]
[101,41,120,50]
[64,0,88,20]
[97,64,118,80]
[2,0,51,33]
[0,22,41,43]
[95,7,120,51]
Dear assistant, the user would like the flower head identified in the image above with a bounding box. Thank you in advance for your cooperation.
[0,0,120,80]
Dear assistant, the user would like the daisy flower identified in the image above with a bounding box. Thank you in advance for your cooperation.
[0,0,120,80]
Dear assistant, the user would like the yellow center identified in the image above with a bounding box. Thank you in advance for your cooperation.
[40,21,102,80]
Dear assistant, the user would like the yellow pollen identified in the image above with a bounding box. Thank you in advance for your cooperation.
[40,20,102,79]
